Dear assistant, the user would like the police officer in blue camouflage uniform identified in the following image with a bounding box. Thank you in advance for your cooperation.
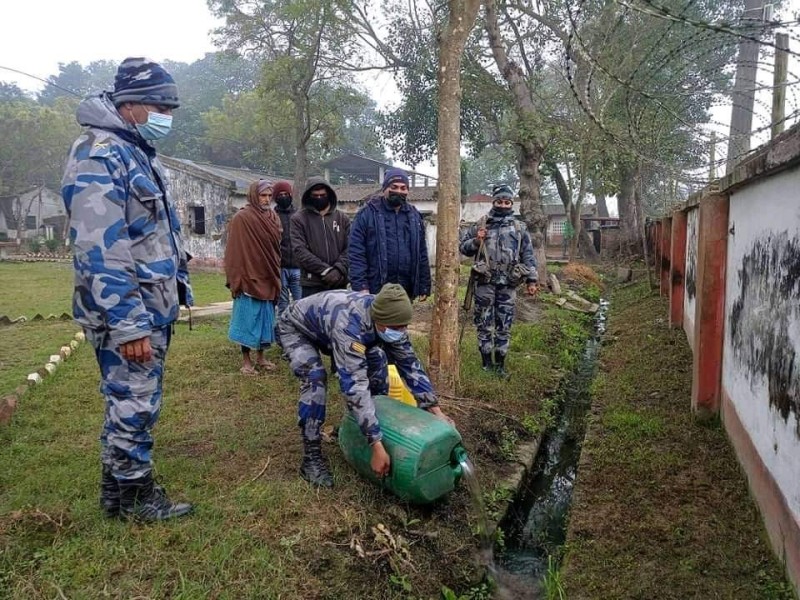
[460,184,539,377]
[277,284,453,488]
[62,58,193,522]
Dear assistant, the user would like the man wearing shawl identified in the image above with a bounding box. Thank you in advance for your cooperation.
[225,180,283,375]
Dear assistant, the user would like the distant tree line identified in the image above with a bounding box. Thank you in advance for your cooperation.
[1,0,757,259]
[0,51,388,199]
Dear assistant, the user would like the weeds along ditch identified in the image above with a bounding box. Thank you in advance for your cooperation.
[496,299,609,595]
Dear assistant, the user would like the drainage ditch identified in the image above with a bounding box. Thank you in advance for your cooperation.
[497,299,609,590]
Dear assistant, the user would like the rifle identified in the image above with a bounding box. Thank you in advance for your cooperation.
[458,238,484,347]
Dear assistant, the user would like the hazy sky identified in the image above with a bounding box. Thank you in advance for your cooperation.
[0,1,221,92]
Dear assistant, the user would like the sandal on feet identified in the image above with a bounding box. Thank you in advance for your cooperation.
[240,365,257,376]
[257,359,277,372]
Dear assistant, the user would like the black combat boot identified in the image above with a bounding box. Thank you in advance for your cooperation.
[494,351,509,379]
[102,466,166,519]
[300,438,334,488]
[118,473,193,522]
[100,465,120,518]
[480,352,494,372]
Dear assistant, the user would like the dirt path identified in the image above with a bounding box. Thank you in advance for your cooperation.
[562,282,795,599]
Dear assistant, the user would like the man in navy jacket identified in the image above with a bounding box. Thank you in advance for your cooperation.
[348,169,431,301]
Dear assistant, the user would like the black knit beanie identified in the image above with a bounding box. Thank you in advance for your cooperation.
[370,284,413,326]
[112,57,180,108]
[492,184,514,201]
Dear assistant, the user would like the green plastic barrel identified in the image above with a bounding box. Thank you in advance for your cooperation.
[338,395,467,504]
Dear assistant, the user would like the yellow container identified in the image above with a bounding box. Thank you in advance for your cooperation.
[388,364,417,406]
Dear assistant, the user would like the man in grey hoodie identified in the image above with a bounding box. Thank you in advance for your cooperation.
[290,177,351,298]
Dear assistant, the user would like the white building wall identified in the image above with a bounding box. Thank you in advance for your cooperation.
[163,167,232,261]
[461,202,493,223]
[412,199,438,215]
[683,207,698,349]
[3,188,65,240]
[722,166,800,522]
[425,222,437,264]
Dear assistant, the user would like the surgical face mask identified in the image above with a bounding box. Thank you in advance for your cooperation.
[310,195,329,211]
[135,111,173,140]
[387,192,407,207]
[377,327,407,343]
[275,194,292,209]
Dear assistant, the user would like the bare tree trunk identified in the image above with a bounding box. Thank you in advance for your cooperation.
[634,165,648,263]
[14,192,38,241]
[549,161,575,261]
[636,164,656,288]
[578,227,599,262]
[292,98,308,196]
[616,163,639,253]
[571,154,599,262]
[569,203,580,260]
[594,191,609,217]
[486,0,548,278]
[428,0,480,395]
[517,142,548,275]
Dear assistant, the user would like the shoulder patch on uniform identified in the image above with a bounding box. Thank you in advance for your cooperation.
[89,140,114,159]
[350,341,366,355]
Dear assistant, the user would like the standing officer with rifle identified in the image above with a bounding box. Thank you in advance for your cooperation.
[459,185,539,377]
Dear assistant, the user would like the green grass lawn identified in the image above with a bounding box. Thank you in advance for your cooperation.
[0,262,229,319]
[0,260,229,407]
[0,321,79,398]
[188,270,230,306]
[562,282,794,599]
[0,262,75,318]
[0,301,590,599]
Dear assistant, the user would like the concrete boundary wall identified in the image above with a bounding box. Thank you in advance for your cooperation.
[647,122,800,596]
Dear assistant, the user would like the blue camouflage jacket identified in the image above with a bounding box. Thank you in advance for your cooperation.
[61,93,192,346]
[460,210,538,285]
[281,290,437,443]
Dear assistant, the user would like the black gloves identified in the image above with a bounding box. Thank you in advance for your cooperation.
[322,267,344,287]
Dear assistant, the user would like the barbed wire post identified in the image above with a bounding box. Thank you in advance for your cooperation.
[772,32,790,139]
[709,131,717,181]
[726,0,766,174]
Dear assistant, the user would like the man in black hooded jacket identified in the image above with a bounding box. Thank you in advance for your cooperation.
[290,177,351,298]
[272,180,301,314]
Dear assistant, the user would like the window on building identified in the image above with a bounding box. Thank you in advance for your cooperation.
[548,218,566,235]
[189,206,206,235]
[24,215,36,230]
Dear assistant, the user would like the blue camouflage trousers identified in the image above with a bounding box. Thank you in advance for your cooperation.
[277,323,388,442]
[85,326,171,481]
[474,283,517,357]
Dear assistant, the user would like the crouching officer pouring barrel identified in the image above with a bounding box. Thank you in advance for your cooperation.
[277,284,454,488]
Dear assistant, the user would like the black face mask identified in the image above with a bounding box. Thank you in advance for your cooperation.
[310,195,328,211]
[275,195,292,209]
[387,192,407,207]
[493,206,513,217]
